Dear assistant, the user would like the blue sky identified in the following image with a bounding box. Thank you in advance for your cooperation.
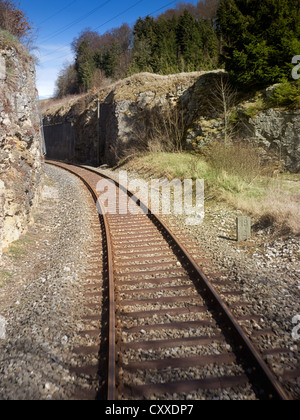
[20,0,198,99]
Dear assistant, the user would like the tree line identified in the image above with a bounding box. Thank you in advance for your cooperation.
[56,0,220,97]
[0,0,298,97]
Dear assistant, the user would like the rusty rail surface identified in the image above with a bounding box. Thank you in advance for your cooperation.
[46,160,293,401]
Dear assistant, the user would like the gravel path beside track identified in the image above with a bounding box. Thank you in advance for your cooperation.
[0,165,105,400]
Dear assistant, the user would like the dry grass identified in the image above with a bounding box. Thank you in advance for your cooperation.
[205,140,264,184]
[123,151,300,236]
[234,189,300,235]
[40,93,87,114]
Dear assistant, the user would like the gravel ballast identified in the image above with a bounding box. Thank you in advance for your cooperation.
[97,164,300,400]
[0,164,105,400]
[0,162,299,400]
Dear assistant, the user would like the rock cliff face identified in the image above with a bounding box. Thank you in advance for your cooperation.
[43,71,222,165]
[43,71,300,172]
[238,108,300,172]
[0,42,43,256]
[98,72,216,164]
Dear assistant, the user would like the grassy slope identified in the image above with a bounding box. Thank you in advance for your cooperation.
[122,151,300,235]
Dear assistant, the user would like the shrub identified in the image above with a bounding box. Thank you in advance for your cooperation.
[0,0,33,42]
[128,103,186,157]
[267,80,300,108]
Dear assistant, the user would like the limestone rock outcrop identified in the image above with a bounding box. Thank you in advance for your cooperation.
[0,42,43,256]
[238,108,300,172]
[42,70,300,172]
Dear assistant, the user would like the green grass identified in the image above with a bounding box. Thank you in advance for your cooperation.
[124,150,300,235]
[0,270,13,288]
[7,238,32,260]
[0,30,19,45]
[44,175,54,187]
[126,152,211,180]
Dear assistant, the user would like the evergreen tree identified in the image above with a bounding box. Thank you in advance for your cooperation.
[131,10,218,75]
[103,41,122,78]
[131,17,157,72]
[217,0,300,87]
[75,40,96,91]
[151,16,178,73]
[177,10,204,71]
[94,40,122,78]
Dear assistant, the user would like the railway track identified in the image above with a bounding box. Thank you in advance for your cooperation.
[47,161,295,401]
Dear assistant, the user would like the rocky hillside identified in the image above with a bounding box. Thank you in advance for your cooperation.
[43,71,206,165]
[42,71,300,172]
[0,36,43,256]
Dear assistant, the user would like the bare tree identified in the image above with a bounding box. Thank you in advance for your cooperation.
[0,0,33,41]
[55,63,79,98]
[208,74,237,145]
[91,68,108,90]
[130,100,186,155]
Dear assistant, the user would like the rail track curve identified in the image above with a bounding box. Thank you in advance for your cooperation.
[46,160,294,401]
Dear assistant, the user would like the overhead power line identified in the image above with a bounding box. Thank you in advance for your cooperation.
[37,1,78,26]
[94,0,144,31]
[40,0,177,65]
[40,0,111,44]
[145,0,177,18]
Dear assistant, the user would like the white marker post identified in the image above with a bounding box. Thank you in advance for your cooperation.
[0,56,6,80]
[0,316,7,340]
[236,216,251,242]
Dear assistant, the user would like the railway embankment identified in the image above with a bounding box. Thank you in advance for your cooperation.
[0,165,105,399]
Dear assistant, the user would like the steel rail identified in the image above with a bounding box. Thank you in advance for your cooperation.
[46,160,291,400]
[81,163,291,401]
[46,161,116,400]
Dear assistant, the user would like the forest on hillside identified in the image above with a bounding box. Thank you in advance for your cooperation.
[54,0,300,98]
[0,0,299,98]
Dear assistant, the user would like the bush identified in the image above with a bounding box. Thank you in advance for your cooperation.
[128,103,186,157]
[268,80,300,108]
[217,0,300,88]
[0,0,33,42]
